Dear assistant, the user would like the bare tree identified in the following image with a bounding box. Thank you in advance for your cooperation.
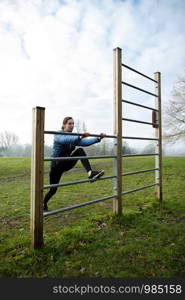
[74,119,87,133]
[0,131,19,154]
[82,121,87,132]
[163,75,185,143]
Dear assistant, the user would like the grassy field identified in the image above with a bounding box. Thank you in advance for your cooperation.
[0,156,185,278]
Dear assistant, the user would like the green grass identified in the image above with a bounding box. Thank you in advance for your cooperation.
[0,156,185,278]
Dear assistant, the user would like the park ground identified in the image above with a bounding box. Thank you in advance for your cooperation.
[0,156,185,277]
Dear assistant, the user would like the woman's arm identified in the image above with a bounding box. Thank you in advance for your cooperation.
[54,131,106,146]
[54,132,81,145]
[77,137,100,147]
[77,133,106,147]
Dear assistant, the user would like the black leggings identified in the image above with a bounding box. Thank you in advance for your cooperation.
[44,148,92,205]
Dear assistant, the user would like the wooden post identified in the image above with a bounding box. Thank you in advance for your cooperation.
[30,106,45,248]
[113,47,122,214]
[154,72,162,202]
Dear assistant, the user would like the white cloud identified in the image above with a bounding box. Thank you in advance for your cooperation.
[0,0,184,149]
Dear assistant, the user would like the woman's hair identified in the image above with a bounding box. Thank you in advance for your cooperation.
[62,117,73,129]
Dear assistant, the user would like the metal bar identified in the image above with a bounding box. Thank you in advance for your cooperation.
[122,136,158,141]
[122,118,157,126]
[122,168,159,176]
[154,72,162,202]
[44,130,116,139]
[122,81,158,97]
[45,130,158,141]
[43,194,117,217]
[122,99,158,111]
[123,153,159,157]
[43,175,116,189]
[45,153,158,162]
[44,155,117,161]
[122,63,157,83]
[122,183,158,195]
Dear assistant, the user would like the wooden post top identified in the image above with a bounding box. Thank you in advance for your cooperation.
[34,106,45,110]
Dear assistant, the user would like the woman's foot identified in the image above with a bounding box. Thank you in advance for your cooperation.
[88,170,104,182]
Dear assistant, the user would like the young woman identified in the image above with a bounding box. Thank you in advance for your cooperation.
[43,117,106,211]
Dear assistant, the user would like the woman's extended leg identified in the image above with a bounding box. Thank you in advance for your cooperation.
[69,148,104,181]
[68,147,92,172]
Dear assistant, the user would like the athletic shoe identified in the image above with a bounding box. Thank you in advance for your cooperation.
[88,170,104,182]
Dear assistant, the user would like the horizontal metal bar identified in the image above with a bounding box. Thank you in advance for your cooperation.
[122,168,159,176]
[44,155,117,161]
[122,136,158,141]
[44,130,116,139]
[122,99,158,111]
[122,63,158,83]
[122,118,157,126]
[45,154,158,161]
[44,131,159,141]
[123,153,159,157]
[43,175,116,189]
[43,194,117,217]
[122,183,158,195]
[122,81,158,97]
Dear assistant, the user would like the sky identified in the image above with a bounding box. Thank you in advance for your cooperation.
[0,0,185,149]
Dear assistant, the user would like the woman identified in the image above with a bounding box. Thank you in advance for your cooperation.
[43,117,106,211]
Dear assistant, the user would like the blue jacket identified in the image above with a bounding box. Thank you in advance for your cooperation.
[50,130,100,168]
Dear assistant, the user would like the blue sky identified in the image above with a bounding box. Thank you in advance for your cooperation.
[0,0,185,149]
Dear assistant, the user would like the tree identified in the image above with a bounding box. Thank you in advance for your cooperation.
[163,75,185,143]
[122,141,131,154]
[44,144,52,156]
[0,131,19,155]
[74,119,87,133]
[142,143,155,154]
